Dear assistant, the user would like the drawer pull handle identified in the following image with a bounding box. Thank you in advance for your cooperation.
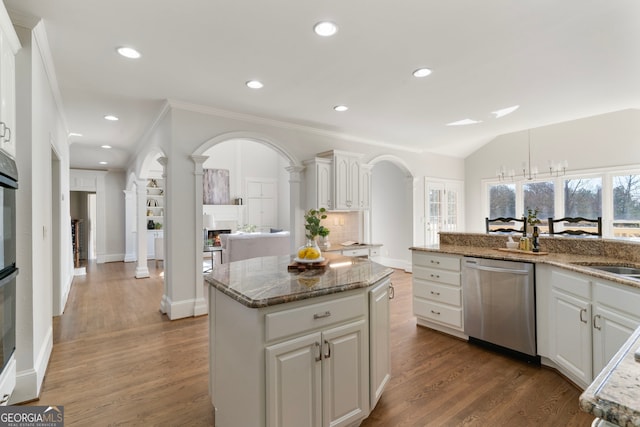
[593,314,602,330]
[430,291,440,296]
[430,274,440,279]
[389,283,395,300]
[431,310,441,316]
[0,393,8,404]
[324,340,331,359]
[430,260,440,265]
[315,342,322,362]
[579,308,588,324]
[313,311,331,320]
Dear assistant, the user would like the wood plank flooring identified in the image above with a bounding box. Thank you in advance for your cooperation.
[22,261,594,426]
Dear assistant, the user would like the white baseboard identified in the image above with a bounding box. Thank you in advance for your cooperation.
[164,295,207,320]
[10,325,53,404]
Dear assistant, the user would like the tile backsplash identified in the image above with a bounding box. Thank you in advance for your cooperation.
[321,211,361,245]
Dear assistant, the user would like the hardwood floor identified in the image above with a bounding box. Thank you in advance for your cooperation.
[23,261,594,426]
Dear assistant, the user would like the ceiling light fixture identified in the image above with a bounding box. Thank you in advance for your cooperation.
[68,132,82,137]
[116,46,141,59]
[492,105,520,118]
[412,68,432,78]
[104,115,119,121]
[101,145,112,149]
[497,130,568,181]
[446,118,482,126]
[246,80,264,89]
[99,161,108,165]
[333,105,348,112]
[314,21,338,37]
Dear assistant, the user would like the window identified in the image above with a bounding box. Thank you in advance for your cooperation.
[523,181,554,230]
[563,178,602,218]
[489,184,515,218]
[612,174,640,239]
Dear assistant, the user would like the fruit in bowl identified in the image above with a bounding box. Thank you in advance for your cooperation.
[298,247,321,260]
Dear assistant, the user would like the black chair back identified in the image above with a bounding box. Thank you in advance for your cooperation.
[485,217,527,236]
[547,217,602,236]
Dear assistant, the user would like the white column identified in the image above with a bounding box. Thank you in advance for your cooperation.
[286,165,305,252]
[192,155,208,316]
[135,178,150,278]
[123,189,136,262]
[157,157,169,313]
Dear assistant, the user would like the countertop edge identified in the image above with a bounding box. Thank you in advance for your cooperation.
[410,245,640,290]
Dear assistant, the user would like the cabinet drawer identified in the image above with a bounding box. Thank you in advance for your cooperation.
[265,294,365,342]
[412,252,460,271]
[0,357,15,406]
[593,280,640,318]
[413,265,460,286]
[343,248,369,257]
[413,280,461,306]
[413,298,462,329]
[369,247,380,257]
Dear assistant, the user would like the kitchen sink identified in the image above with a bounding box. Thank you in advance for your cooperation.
[572,263,640,279]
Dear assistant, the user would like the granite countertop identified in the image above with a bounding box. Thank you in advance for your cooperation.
[204,252,393,308]
[323,243,383,253]
[579,325,640,426]
[411,234,640,290]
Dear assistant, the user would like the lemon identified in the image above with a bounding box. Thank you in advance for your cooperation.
[305,248,320,260]
[298,248,308,259]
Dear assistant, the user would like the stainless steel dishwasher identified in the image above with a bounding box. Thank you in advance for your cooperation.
[462,257,537,358]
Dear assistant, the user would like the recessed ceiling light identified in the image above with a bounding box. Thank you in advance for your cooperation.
[246,80,264,89]
[101,145,112,149]
[413,68,432,78]
[492,105,520,118]
[68,132,83,137]
[334,105,348,112]
[314,21,338,37]
[99,161,108,165]
[116,46,141,59]
[446,118,482,126]
[104,115,119,121]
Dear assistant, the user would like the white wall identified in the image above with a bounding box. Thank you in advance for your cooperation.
[13,21,73,403]
[104,171,126,260]
[371,161,413,270]
[464,109,640,232]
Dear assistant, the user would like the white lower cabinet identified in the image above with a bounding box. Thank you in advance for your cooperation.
[412,251,464,337]
[546,268,640,388]
[266,319,367,427]
[369,279,391,409]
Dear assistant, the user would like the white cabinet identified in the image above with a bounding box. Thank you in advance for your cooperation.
[359,164,372,210]
[0,8,19,158]
[146,230,163,259]
[246,180,277,232]
[369,278,390,410]
[146,178,164,229]
[546,268,640,388]
[412,251,464,338]
[333,152,360,210]
[305,158,333,210]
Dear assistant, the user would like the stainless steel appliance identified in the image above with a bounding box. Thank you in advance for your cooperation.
[0,149,17,373]
[462,257,536,358]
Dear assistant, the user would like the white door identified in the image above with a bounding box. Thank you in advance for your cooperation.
[369,279,390,409]
[425,180,462,245]
[246,180,277,232]
[322,319,368,427]
[550,288,592,385]
[266,332,322,427]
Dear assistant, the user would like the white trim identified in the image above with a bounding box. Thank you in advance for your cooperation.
[11,326,53,404]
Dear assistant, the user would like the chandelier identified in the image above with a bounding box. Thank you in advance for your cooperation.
[497,130,568,181]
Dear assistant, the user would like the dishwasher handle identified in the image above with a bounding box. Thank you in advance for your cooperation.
[464,262,530,275]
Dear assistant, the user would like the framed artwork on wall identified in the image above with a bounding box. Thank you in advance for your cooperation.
[203,168,230,205]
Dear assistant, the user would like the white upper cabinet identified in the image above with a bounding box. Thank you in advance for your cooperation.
[309,150,370,211]
[0,7,20,158]
[305,158,333,210]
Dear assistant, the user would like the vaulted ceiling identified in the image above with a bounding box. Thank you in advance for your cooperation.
[6,0,640,170]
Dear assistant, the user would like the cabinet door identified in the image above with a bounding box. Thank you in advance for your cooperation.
[369,280,390,409]
[550,288,592,385]
[317,161,332,210]
[334,155,350,210]
[322,319,368,427]
[359,165,371,210]
[592,304,640,376]
[266,333,322,427]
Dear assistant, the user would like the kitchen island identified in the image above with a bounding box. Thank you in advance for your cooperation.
[205,253,393,427]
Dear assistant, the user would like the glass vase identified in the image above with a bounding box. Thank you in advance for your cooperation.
[297,238,322,261]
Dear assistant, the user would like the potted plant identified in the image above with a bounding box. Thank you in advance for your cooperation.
[297,208,330,261]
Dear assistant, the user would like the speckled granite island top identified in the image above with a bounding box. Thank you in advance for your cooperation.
[580,325,640,426]
[204,252,393,308]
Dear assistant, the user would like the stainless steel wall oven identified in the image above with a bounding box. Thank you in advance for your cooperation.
[0,150,17,374]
